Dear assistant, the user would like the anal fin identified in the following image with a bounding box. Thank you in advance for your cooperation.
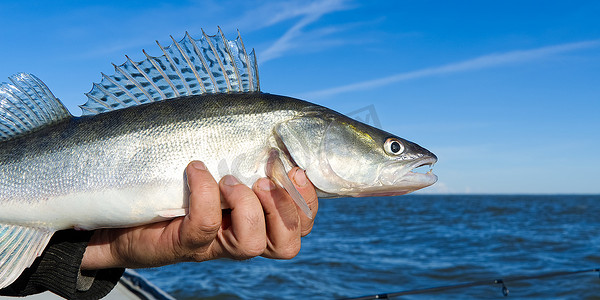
[0,224,55,289]
[265,148,313,219]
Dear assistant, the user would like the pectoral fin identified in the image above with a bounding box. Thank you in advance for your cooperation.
[265,148,313,219]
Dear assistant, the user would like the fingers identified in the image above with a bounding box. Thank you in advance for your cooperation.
[252,167,319,259]
[179,161,222,260]
[180,162,318,262]
[217,175,267,259]
[289,167,319,237]
[84,162,319,270]
[254,177,302,259]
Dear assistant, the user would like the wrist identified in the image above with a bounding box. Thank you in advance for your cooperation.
[81,230,121,270]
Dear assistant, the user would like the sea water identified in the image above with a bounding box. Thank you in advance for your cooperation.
[137,195,600,299]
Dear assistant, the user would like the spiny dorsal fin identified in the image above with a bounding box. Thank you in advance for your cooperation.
[80,28,260,116]
[0,73,71,142]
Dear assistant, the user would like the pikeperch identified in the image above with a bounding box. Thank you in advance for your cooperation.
[0,29,437,288]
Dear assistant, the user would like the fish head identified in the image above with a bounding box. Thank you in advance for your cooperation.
[275,108,438,198]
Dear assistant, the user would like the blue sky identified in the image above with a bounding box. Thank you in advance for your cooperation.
[1,1,598,194]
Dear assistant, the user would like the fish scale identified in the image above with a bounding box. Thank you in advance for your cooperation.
[0,30,437,289]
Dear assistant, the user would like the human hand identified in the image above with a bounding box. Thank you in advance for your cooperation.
[81,161,318,269]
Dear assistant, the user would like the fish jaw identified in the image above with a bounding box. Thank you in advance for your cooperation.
[378,156,438,188]
[316,155,438,198]
[353,156,438,197]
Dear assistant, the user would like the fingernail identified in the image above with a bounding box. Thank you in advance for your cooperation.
[191,161,207,170]
[294,169,308,187]
[223,175,241,186]
[257,178,276,191]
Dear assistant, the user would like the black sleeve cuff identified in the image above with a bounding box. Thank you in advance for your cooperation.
[0,229,125,299]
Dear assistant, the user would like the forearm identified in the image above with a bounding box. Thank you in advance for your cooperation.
[0,230,124,299]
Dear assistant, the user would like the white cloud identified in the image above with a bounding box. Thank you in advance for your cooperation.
[231,0,353,63]
[233,0,350,31]
[301,39,600,98]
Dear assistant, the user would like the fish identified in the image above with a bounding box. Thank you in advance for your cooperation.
[0,29,437,288]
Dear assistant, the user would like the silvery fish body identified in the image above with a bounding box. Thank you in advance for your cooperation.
[0,30,437,288]
[1,93,336,229]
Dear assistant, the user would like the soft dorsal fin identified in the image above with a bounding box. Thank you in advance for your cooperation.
[0,73,71,141]
[80,28,260,116]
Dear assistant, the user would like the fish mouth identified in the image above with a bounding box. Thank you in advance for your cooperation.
[353,156,438,197]
[406,156,437,177]
[400,156,438,186]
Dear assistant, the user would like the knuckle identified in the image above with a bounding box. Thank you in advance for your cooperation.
[183,220,220,248]
[301,224,314,237]
[189,252,204,262]
[190,180,219,195]
[237,240,266,259]
[243,246,266,259]
[276,243,301,259]
[183,233,210,249]
[244,210,263,227]
[199,217,222,235]
[188,247,216,263]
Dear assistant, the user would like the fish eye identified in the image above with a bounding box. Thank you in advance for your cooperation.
[384,138,404,155]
